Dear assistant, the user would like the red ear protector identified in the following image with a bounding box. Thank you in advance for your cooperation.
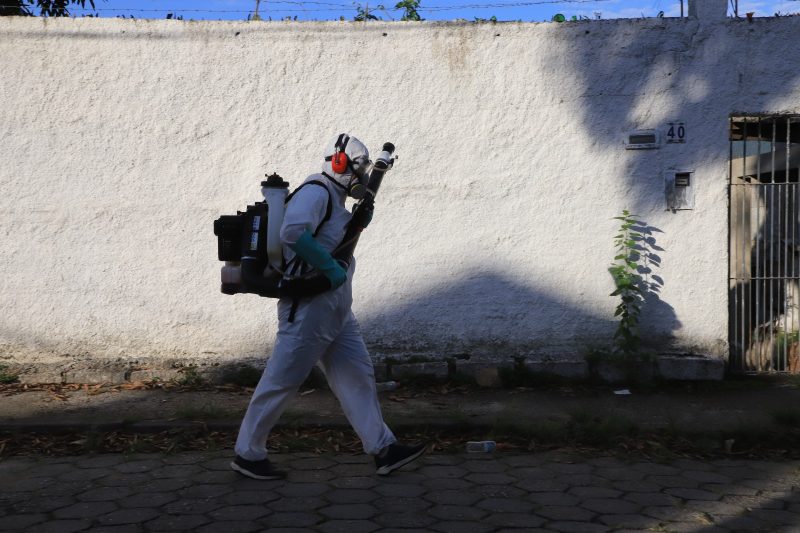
[331,151,348,174]
[327,133,350,174]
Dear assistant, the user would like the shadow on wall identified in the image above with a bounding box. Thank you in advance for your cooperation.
[559,16,795,214]
[357,269,681,359]
[628,220,682,347]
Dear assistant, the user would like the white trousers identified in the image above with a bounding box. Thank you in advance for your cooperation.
[234,281,396,461]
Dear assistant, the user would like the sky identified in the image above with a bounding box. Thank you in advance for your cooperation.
[59,0,800,22]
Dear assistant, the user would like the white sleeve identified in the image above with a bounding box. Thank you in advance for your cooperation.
[280,184,329,247]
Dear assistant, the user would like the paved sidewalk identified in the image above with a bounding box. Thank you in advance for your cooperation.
[1,450,799,532]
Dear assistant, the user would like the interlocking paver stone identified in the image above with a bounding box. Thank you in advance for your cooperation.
[11,476,56,491]
[544,462,594,474]
[113,459,163,473]
[316,519,379,533]
[580,498,640,514]
[77,486,132,502]
[289,469,337,483]
[54,501,118,519]
[291,457,337,470]
[330,477,378,489]
[374,511,437,528]
[135,477,193,492]
[178,483,233,498]
[569,486,622,498]
[10,495,74,513]
[373,496,432,513]
[476,497,535,513]
[34,519,93,533]
[527,491,580,506]
[750,508,800,524]
[611,479,663,492]
[223,489,281,505]
[191,469,240,484]
[534,505,595,521]
[421,477,472,490]
[484,512,546,528]
[417,465,468,479]
[118,491,177,508]
[1,513,48,529]
[278,482,330,497]
[464,472,517,484]
[631,462,680,475]
[423,455,465,466]
[424,489,482,505]
[209,504,272,521]
[163,497,225,515]
[374,482,427,497]
[516,478,569,492]
[625,491,679,506]
[3,451,800,533]
[194,521,261,533]
[323,487,380,504]
[269,496,328,512]
[260,511,323,527]
[201,457,237,471]
[462,459,506,473]
[546,521,610,532]
[330,463,375,477]
[594,467,643,480]
[98,473,151,486]
[429,520,493,532]
[319,503,378,520]
[666,487,723,501]
[642,505,697,520]
[428,504,488,521]
[683,470,733,484]
[684,499,750,515]
[597,513,661,528]
[88,525,143,533]
[76,456,125,468]
[97,508,160,525]
[508,466,558,480]
[145,514,211,531]
[647,474,700,488]
[474,484,525,498]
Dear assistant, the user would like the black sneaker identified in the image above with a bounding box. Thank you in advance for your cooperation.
[230,455,287,480]
[375,443,426,476]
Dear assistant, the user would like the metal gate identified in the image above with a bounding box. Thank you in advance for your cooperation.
[729,115,800,372]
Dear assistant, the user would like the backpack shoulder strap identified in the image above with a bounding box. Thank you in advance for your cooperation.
[286,180,333,237]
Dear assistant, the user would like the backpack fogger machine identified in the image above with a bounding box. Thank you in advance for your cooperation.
[213,142,396,300]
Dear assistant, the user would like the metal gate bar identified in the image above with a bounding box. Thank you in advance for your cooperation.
[729,115,800,373]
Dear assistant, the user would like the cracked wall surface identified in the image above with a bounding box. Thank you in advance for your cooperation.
[1,14,799,369]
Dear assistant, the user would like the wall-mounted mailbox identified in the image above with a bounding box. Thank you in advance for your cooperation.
[625,130,660,150]
[665,170,694,210]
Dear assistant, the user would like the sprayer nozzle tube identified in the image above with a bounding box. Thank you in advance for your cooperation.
[374,142,396,170]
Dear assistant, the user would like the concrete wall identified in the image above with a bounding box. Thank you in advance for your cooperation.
[2,11,799,373]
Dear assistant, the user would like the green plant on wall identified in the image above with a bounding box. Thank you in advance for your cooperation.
[609,210,645,357]
[0,364,18,384]
[395,0,423,20]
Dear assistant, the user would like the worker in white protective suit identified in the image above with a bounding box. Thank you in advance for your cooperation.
[231,134,426,480]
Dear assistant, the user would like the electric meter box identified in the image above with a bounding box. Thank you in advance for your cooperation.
[665,169,695,210]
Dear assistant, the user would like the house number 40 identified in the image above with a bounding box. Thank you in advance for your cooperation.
[666,122,686,143]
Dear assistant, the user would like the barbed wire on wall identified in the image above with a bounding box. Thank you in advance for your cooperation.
[0,0,614,18]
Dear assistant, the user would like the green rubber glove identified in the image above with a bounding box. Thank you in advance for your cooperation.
[290,230,347,289]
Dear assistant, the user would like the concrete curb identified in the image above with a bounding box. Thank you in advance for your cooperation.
[4,353,725,386]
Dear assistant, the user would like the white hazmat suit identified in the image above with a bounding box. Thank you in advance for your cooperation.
[234,137,397,462]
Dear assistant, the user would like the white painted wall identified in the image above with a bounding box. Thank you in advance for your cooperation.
[2,13,799,369]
